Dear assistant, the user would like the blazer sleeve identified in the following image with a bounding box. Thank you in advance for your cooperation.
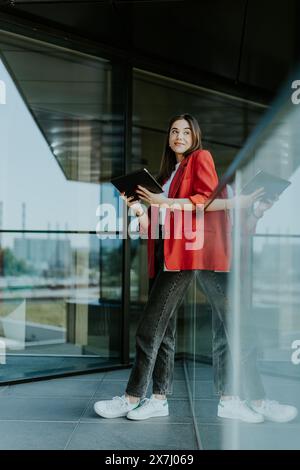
[188,150,219,206]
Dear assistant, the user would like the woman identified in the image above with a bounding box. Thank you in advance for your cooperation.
[93,114,295,422]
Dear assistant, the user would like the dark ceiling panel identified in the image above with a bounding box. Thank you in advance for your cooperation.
[6,1,130,46]
[240,0,297,90]
[130,0,245,82]
[1,0,299,96]
[0,0,246,79]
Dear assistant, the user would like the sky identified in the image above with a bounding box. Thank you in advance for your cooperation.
[0,59,119,248]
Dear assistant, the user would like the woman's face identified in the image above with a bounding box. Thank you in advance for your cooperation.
[169,119,193,156]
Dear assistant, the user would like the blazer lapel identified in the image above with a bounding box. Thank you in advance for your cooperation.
[168,152,193,198]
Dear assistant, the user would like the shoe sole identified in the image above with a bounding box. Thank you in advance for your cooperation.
[94,404,132,419]
[127,410,169,420]
[263,409,298,423]
[218,409,264,424]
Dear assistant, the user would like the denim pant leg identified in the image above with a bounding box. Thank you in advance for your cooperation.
[196,271,232,395]
[196,270,265,400]
[152,312,177,395]
[149,262,178,397]
[150,237,177,395]
[126,268,195,398]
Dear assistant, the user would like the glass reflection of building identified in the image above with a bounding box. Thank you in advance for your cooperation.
[0,18,299,450]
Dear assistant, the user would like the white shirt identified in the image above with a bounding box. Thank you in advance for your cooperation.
[160,162,181,225]
[160,162,181,272]
[162,162,181,196]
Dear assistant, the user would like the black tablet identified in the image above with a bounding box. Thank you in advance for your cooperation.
[241,170,291,201]
[111,168,164,201]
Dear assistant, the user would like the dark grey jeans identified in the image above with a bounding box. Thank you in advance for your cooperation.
[126,237,265,400]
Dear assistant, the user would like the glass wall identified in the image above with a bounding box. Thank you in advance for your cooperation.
[0,31,126,381]
[205,72,300,449]
[0,30,270,397]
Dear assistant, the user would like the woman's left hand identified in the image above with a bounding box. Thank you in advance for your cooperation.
[254,195,278,218]
[136,185,168,206]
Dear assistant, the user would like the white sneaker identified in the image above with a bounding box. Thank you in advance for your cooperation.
[127,395,169,420]
[218,396,264,423]
[251,400,298,423]
[94,395,139,419]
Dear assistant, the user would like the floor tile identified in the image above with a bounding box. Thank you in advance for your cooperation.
[66,422,198,450]
[198,423,222,450]
[221,421,300,450]
[194,399,220,424]
[193,381,217,399]
[102,369,131,381]
[0,396,89,421]
[0,421,76,450]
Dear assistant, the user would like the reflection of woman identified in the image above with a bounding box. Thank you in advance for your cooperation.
[93,114,265,421]
[213,196,298,424]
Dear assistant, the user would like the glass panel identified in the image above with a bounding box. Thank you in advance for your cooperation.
[223,75,300,449]
[0,31,126,382]
[0,232,123,381]
[0,32,124,233]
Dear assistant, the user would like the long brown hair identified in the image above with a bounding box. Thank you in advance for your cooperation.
[157,113,202,185]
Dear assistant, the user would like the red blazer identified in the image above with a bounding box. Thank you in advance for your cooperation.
[147,149,231,278]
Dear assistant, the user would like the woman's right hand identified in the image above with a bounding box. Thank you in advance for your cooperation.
[230,187,265,209]
[120,192,144,216]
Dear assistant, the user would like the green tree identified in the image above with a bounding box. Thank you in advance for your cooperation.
[0,248,30,275]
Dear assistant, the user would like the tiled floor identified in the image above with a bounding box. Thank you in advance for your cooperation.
[1,363,299,449]
[192,364,300,450]
[0,362,199,450]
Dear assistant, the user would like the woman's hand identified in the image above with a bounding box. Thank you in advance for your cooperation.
[120,192,144,216]
[136,185,168,206]
[229,187,265,209]
[253,195,278,218]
